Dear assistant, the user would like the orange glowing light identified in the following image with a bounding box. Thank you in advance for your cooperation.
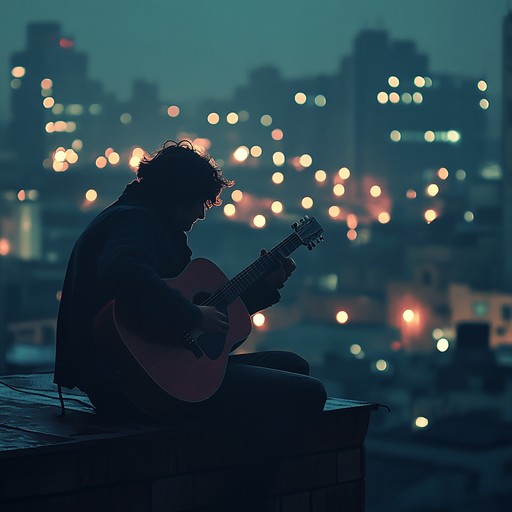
[167,105,180,117]
[226,112,239,124]
[253,313,266,327]
[378,212,391,224]
[333,184,345,196]
[43,97,55,108]
[347,214,358,229]
[299,154,312,168]
[231,190,243,202]
[207,112,220,124]
[233,146,250,162]
[41,78,53,89]
[426,184,439,197]
[12,66,25,78]
[424,209,437,223]
[252,215,266,228]
[224,204,236,217]
[370,185,381,198]
[108,152,120,165]
[294,92,307,105]
[328,206,340,218]
[338,167,350,180]
[273,152,285,166]
[336,311,349,324]
[85,189,98,202]
[437,167,449,180]
[0,238,10,256]
[271,129,283,141]
[406,189,417,199]
[95,156,107,169]
[315,170,327,182]
[272,172,284,184]
[271,201,283,214]
[250,146,262,157]
[301,197,313,209]
[347,229,357,241]
[402,309,415,323]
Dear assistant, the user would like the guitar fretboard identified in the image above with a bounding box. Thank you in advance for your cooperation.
[202,231,303,307]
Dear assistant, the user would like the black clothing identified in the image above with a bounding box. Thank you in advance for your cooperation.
[54,181,327,511]
[54,181,280,393]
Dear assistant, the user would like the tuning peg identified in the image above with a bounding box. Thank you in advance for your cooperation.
[292,222,298,229]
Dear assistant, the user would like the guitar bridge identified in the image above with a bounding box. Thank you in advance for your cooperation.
[183,331,203,359]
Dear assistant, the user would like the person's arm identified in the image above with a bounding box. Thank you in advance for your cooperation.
[97,210,202,337]
[241,249,296,314]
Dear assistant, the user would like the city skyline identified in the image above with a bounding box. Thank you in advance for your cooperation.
[1,0,509,131]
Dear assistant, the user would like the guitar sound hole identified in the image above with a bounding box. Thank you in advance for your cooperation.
[192,291,227,360]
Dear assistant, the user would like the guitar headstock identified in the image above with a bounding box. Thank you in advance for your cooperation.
[292,215,324,250]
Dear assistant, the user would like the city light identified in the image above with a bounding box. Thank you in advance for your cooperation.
[206,112,220,126]
[0,239,10,256]
[260,114,272,126]
[424,209,438,223]
[414,76,426,87]
[328,206,340,218]
[437,167,449,180]
[301,197,313,209]
[424,131,435,142]
[315,170,327,182]
[43,97,55,108]
[455,169,466,181]
[414,416,429,428]
[406,189,417,199]
[370,185,382,197]
[413,92,423,104]
[314,94,327,107]
[272,172,284,184]
[252,215,266,228]
[436,338,450,352]
[377,92,388,104]
[389,92,400,103]
[85,189,98,202]
[464,211,475,222]
[167,105,180,117]
[11,66,26,78]
[120,113,132,124]
[390,130,401,142]
[349,343,362,355]
[253,313,266,327]
[378,212,391,224]
[95,156,107,169]
[402,309,415,323]
[223,204,236,217]
[347,214,358,229]
[226,112,239,124]
[447,130,461,143]
[294,92,307,105]
[338,167,350,180]
[388,76,399,87]
[270,128,284,141]
[375,359,388,371]
[17,190,26,201]
[233,146,250,162]
[299,154,312,167]
[231,190,243,202]
[333,184,345,196]
[426,184,439,197]
[477,80,488,91]
[250,145,262,157]
[108,152,120,165]
[41,78,53,89]
[271,201,283,214]
[480,99,489,110]
[336,310,349,324]
[347,229,357,241]
[272,152,285,166]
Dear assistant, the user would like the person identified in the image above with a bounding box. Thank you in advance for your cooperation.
[54,139,327,511]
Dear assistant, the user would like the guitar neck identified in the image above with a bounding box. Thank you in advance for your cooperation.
[204,231,303,307]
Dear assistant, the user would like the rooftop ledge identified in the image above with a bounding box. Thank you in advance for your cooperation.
[0,373,377,512]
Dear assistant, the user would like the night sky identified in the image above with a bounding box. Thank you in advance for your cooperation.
[2,0,509,127]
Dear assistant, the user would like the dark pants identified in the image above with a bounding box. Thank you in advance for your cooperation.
[88,351,327,512]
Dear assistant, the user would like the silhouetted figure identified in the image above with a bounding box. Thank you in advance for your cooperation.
[54,140,327,512]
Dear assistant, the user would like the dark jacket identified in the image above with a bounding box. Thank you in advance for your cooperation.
[54,183,280,392]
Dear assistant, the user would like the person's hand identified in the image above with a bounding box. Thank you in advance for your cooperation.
[260,249,296,289]
[197,306,229,334]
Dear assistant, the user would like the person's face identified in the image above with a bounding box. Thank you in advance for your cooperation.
[174,198,206,231]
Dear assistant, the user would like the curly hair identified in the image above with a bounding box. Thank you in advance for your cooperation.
[136,140,233,208]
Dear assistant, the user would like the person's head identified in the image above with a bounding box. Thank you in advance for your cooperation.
[136,140,232,230]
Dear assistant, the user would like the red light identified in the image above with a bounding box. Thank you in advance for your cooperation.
[60,38,74,49]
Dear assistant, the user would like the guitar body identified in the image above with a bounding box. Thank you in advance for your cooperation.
[94,258,252,413]
[93,216,324,418]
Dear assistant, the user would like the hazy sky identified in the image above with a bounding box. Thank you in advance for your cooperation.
[1,0,509,121]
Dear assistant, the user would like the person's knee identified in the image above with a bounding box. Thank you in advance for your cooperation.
[275,351,310,375]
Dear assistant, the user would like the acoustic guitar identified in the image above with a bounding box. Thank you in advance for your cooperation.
[93,216,324,416]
